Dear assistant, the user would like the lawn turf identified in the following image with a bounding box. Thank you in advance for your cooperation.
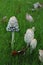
[0,0,43,65]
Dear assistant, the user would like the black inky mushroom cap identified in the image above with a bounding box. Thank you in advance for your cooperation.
[6,16,19,32]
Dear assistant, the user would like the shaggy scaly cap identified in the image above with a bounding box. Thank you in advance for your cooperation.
[6,16,19,32]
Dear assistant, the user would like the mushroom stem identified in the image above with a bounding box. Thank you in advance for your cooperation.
[11,32,15,50]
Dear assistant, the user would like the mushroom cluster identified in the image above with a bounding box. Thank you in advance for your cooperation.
[24,27,37,53]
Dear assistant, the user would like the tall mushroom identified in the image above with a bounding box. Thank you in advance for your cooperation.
[6,16,19,50]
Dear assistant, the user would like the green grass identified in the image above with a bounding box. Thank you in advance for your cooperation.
[0,0,43,65]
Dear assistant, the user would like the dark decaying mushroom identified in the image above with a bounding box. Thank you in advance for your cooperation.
[12,46,29,56]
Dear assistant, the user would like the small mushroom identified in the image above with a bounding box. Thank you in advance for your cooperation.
[26,13,34,22]
[6,16,19,50]
[39,49,43,62]
[24,27,35,47]
[33,2,42,9]
[30,38,37,53]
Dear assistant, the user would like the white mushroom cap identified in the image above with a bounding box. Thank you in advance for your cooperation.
[26,13,34,22]
[30,39,37,50]
[24,27,34,46]
[33,2,42,9]
[39,49,43,62]
[6,16,19,32]
[39,50,43,57]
